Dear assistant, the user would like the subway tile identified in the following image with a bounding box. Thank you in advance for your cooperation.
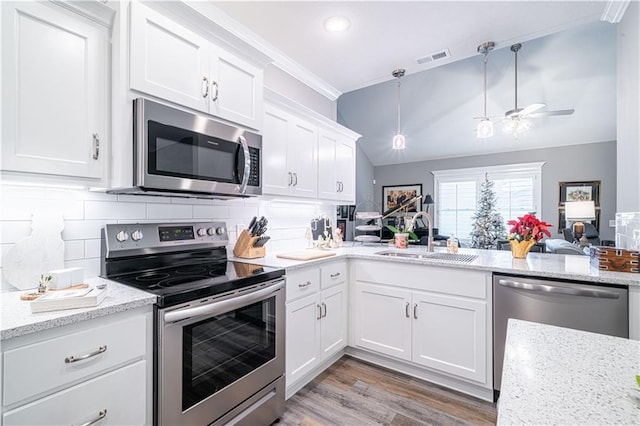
[63,220,109,240]
[85,201,146,220]
[84,239,101,259]
[64,240,85,261]
[146,203,192,219]
[1,199,82,221]
[193,205,230,219]
[116,194,166,204]
[0,221,33,244]
[170,197,216,205]
[229,205,259,219]
[65,258,100,278]
[1,185,46,199]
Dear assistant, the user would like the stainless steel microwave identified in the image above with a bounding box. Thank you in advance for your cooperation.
[112,98,261,198]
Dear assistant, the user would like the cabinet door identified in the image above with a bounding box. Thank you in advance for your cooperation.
[320,284,347,360]
[130,2,210,112]
[288,118,318,198]
[211,48,263,130]
[285,294,321,387]
[336,139,355,203]
[1,1,106,179]
[262,105,292,196]
[354,282,412,361]
[317,130,339,200]
[412,291,487,383]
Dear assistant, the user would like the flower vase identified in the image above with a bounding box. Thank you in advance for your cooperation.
[510,239,536,258]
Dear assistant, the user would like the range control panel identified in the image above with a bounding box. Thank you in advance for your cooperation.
[103,222,229,257]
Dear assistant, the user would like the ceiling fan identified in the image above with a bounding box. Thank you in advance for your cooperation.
[503,43,575,135]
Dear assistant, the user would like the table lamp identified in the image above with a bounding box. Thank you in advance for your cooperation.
[422,194,434,215]
[565,201,596,247]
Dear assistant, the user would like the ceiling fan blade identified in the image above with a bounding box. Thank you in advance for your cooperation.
[529,109,575,118]
[520,103,546,116]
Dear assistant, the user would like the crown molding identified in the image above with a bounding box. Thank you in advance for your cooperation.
[601,0,630,23]
[186,2,342,101]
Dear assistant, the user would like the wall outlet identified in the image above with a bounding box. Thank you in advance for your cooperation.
[609,219,615,227]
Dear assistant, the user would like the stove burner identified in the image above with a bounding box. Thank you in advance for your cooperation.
[136,272,171,282]
[157,275,213,288]
[175,266,207,275]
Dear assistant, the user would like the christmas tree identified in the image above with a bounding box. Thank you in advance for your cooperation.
[470,176,507,249]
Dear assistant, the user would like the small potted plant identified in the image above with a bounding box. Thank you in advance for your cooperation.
[507,213,552,258]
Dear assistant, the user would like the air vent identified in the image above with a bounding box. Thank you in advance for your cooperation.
[416,48,451,64]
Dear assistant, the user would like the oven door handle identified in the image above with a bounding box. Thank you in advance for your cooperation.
[163,280,284,324]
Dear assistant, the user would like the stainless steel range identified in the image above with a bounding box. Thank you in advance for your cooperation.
[101,222,286,426]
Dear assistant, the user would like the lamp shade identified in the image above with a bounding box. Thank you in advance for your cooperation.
[422,194,434,205]
[565,201,596,221]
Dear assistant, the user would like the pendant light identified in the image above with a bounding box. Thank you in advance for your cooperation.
[391,69,406,150]
[476,41,495,138]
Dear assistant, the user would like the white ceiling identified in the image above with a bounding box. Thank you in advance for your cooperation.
[212,1,621,165]
[213,1,610,94]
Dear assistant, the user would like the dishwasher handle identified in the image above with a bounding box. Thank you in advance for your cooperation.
[497,279,620,299]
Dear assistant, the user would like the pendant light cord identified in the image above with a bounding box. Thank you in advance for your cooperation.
[396,77,401,134]
[483,52,488,118]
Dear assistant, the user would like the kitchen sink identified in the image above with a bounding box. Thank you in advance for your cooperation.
[375,250,478,263]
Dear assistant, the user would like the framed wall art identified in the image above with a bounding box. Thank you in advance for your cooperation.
[558,180,600,206]
[382,184,422,214]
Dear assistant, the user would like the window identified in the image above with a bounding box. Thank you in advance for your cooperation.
[432,162,543,243]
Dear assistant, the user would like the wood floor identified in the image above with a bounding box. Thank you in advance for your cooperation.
[278,356,496,426]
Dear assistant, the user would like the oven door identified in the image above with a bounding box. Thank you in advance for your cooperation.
[157,279,285,426]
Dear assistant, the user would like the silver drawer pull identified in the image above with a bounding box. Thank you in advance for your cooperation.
[77,409,107,426]
[65,345,107,363]
[330,272,341,278]
[202,76,209,98]
[92,133,100,160]
[298,281,312,288]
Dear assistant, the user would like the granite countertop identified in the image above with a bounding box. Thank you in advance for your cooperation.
[497,319,640,425]
[0,277,157,340]
[232,244,640,287]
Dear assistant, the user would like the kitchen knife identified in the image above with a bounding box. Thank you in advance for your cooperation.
[248,216,257,232]
[254,236,270,247]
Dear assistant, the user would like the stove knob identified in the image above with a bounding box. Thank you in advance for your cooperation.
[131,230,143,241]
[197,228,207,237]
[215,226,225,236]
[206,227,215,236]
[116,230,129,242]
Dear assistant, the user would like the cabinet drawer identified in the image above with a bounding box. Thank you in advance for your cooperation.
[320,261,347,289]
[3,361,146,425]
[3,315,146,406]
[286,267,320,301]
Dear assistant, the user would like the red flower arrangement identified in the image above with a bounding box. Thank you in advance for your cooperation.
[507,213,552,242]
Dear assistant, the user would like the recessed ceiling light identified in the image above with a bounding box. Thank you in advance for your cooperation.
[324,16,350,32]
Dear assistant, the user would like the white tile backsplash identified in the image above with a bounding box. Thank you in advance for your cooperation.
[1,183,335,290]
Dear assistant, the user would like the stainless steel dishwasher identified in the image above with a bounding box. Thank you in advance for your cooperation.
[493,274,628,395]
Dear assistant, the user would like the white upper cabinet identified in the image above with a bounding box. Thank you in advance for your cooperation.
[318,129,355,203]
[1,1,108,181]
[262,104,318,198]
[130,2,264,130]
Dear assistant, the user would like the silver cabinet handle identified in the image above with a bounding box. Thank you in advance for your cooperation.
[298,281,311,288]
[202,76,209,98]
[316,304,322,320]
[238,135,250,194]
[65,345,107,363]
[77,409,107,426]
[413,304,418,319]
[330,272,341,278]
[497,279,620,299]
[405,302,410,318]
[293,172,298,186]
[339,181,343,192]
[321,302,327,318]
[336,181,341,192]
[92,133,100,160]
[211,80,219,102]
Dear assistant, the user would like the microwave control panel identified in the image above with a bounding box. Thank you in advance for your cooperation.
[248,147,260,187]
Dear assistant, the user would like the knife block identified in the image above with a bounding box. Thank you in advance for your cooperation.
[233,230,266,259]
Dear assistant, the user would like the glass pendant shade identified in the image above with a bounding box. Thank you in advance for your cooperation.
[476,118,494,138]
[503,117,531,137]
[392,134,406,150]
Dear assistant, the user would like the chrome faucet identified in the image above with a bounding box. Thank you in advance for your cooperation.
[407,211,434,252]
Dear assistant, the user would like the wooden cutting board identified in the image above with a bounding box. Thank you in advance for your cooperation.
[276,250,337,261]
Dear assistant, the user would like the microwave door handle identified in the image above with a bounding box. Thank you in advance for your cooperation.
[238,135,250,193]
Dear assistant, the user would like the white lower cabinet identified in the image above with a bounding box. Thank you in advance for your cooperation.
[353,260,491,387]
[285,262,347,392]
[1,308,153,425]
